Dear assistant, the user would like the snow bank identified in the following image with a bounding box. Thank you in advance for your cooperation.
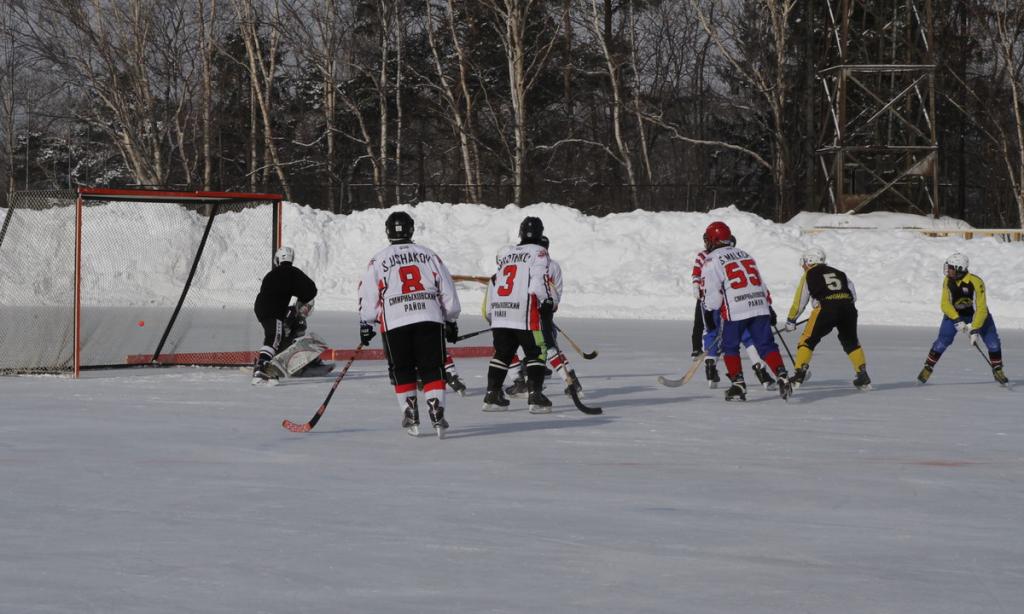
[4,200,1023,329]
[279,202,1024,329]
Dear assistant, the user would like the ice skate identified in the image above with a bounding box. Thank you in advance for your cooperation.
[775,368,793,400]
[251,359,278,386]
[427,399,449,439]
[853,367,872,391]
[705,358,720,389]
[752,363,776,390]
[445,370,467,396]
[250,371,279,386]
[724,376,746,402]
[993,366,1009,386]
[402,398,420,437]
[482,389,511,412]
[504,375,529,399]
[790,366,808,389]
[528,390,553,414]
[917,364,933,384]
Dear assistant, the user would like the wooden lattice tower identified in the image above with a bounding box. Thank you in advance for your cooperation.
[817,0,938,215]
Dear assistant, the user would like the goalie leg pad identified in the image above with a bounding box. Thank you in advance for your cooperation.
[267,333,330,378]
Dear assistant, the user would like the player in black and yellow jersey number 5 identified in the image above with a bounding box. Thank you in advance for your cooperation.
[917,253,1008,386]
[784,247,871,390]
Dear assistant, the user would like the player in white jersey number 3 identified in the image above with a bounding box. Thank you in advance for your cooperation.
[483,216,555,413]
[358,211,462,438]
[700,221,793,401]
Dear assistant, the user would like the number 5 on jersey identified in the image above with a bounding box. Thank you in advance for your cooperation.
[724,259,762,289]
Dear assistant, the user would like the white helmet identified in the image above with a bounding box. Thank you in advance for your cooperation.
[945,252,969,276]
[800,247,826,267]
[274,246,295,267]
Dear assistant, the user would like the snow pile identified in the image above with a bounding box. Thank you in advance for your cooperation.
[280,202,1024,329]
[3,201,1023,329]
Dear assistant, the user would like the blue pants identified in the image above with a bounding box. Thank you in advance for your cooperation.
[721,314,779,359]
[704,310,756,358]
[930,314,1001,355]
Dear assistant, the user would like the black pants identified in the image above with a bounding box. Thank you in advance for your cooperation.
[256,317,284,365]
[691,299,704,354]
[489,328,546,392]
[382,321,445,387]
[381,334,450,386]
[800,303,860,353]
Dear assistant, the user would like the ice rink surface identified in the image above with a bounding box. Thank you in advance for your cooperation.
[2,314,1022,613]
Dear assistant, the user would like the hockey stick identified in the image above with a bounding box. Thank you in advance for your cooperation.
[657,330,723,388]
[453,274,490,284]
[282,344,364,433]
[970,337,1011,387]
[971,336,992,366]
[657,352,707,388]
[547,341,602,414]
[455,327,491,342]
[555,325,598,360]
[772,318,809,337]
[773,325,796,368]
[566,385,603,415]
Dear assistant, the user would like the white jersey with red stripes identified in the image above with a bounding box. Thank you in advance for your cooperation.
[701,245,772,321]
[486,243,551,330]
[546,258,563,307]
[358,242,461,332]
[690,250,708,299]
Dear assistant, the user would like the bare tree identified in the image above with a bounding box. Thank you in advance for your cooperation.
[393,0,405,206]
[196,0,220,190]
[228,0,292,199]
[0,1,28,195]
[690,0,798,219]
[26,0,200,187]
[583,0,639,208]
[479,0,564,205]
[279,0,350,210]
[423,0,482,203]
[987,0,1024,227]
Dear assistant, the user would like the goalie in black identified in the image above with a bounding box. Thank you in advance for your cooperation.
[252,246,319,385]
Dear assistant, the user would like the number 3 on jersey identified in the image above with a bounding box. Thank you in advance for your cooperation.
[724,259,762,289]
[496,264,517,297]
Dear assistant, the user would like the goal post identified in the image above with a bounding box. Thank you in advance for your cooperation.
[0,187,283,376]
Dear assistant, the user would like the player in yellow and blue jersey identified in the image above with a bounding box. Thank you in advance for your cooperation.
[917,253,1008,386]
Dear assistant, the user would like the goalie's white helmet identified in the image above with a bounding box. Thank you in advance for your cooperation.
[945,252,969,277]
[800,247,826,267]
[274,246,295,267]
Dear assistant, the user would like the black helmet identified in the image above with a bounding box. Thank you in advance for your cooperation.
[519,216,544,244]
[385,211,414,243]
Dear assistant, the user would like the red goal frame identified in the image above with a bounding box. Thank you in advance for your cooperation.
[72,188,284,377]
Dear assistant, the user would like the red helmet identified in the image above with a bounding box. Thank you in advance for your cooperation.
[703,221,733,250]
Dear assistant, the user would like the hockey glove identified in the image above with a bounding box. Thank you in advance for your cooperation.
[359,321,376,345]
[539,298,555,317]
[784,319,797,333]
[285,315,307,340]
[955,320,970,335]
[970,330,981,347]
[444,320,459,344]
[769,307,778,327]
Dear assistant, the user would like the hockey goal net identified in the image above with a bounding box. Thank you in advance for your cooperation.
[0,188,282,376]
